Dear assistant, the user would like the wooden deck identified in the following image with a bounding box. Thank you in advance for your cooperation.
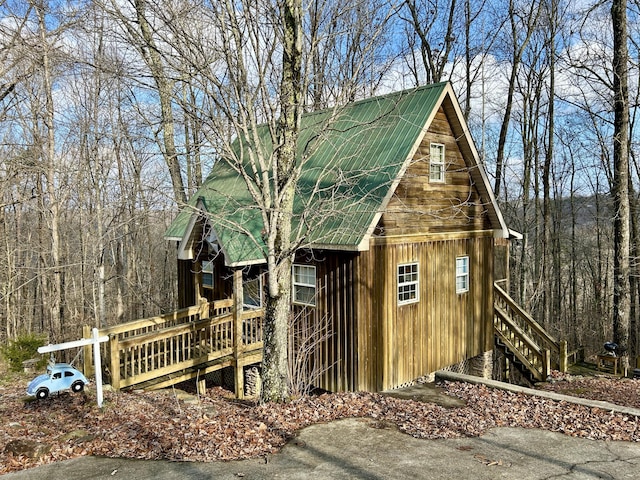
[83,298,264,398]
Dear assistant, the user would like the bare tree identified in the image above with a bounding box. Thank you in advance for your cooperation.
[493,0,542,198]
[401,0,460,84]
[611,0,631,368]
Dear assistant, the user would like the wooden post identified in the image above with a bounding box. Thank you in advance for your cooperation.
[542,348,551,379]
[559,340,568,373]
[233,268,244,399]
[200,296,210,319]
[109,334,121,392]
[82,325,93,376]
[197,376,207,396]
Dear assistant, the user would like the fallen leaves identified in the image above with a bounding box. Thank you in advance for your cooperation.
[2,376,640,475]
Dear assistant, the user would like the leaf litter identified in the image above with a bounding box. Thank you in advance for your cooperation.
[2,375,640,474]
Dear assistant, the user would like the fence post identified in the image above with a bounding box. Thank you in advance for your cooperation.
[82,325,93,376]
[233,268,244,399]
[109,334,121,391]
[559,340,568,373]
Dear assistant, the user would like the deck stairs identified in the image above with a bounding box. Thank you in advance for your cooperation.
[493,283,567,382]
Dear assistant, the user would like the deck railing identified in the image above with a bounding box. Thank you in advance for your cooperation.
[83,298,263,394]
[493,283,567,381]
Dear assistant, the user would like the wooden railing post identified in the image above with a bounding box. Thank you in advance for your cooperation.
[199,296,210,319]
[542,348,551,379]
[82,325,93,377]
[559,340,568,373]
[109,334,121,391]
[233,268,244,399]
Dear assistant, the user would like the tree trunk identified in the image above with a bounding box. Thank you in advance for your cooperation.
[134,0,187,206]
[37,1,64,342]
[611,0,631,370]
[261,0,303,403]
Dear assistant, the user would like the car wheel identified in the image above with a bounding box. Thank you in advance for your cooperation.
[71,381,84,393]
[36,388,49,400]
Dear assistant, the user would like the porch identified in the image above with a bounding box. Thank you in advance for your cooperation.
[83,297,263,398]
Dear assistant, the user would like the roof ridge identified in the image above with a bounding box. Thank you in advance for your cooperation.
[302,82,449,119]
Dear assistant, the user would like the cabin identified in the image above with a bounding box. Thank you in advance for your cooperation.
[164,82,546,394]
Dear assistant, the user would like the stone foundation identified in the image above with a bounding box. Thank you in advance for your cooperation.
[441,350,494,379]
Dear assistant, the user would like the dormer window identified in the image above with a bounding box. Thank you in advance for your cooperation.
[429,143,445,183]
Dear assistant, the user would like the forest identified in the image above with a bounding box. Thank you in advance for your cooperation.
[0,0,638,365]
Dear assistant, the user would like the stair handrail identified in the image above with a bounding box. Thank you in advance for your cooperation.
[494,303,550,379]
[494,283,560,353]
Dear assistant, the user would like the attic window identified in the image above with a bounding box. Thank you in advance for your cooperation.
[398,263,419,305]
[293,265,316,306]
[429,143,445,183]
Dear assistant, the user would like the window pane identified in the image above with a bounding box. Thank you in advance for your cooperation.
[294,285,316,305]
[456,256,469,293]
[430,143,445,182]
[203,260,214,289]
[243,276,262,308]
[293,265,316,306]
[294,265,315,286]
[398,263,419,305]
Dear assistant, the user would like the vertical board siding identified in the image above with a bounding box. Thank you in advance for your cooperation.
[177,260,195,309]
[293,251,358,393]
[356,236,494,391]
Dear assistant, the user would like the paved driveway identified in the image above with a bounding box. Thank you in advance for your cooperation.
[5,418,640,479]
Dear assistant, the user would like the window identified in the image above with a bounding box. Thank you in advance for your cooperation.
[398,263,419,305]
[202,260,214,289]
[430,143,445,182]
[243,273,263,309]
[456,256,469,293]
[293,265,316,306]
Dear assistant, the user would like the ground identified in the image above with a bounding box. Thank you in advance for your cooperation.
[2,370,640,475]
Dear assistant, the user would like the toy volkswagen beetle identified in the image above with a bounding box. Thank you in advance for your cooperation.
[27,363,89,399]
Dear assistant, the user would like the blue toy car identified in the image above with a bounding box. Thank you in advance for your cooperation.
[27,363,89,399]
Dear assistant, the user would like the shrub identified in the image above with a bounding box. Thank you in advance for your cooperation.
[1,333,48,372]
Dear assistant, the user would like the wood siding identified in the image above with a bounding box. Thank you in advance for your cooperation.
[292,251,358,393]
[378,107,492,236]
[356,235,494,391]
[177,259,196,309]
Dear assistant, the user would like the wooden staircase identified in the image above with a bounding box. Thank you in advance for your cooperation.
[493,283,567,382]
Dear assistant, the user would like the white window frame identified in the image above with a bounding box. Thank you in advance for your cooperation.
[456,256,469,293]
[293,264,316,306]
[202,260,214,289]
[430,143,446,183]
[243,273,264,309]
[398,262,420,305]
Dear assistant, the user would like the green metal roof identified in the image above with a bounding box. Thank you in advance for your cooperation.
[166,83,450,265]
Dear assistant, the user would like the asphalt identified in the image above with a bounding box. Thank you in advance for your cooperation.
[4,372,640,479]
